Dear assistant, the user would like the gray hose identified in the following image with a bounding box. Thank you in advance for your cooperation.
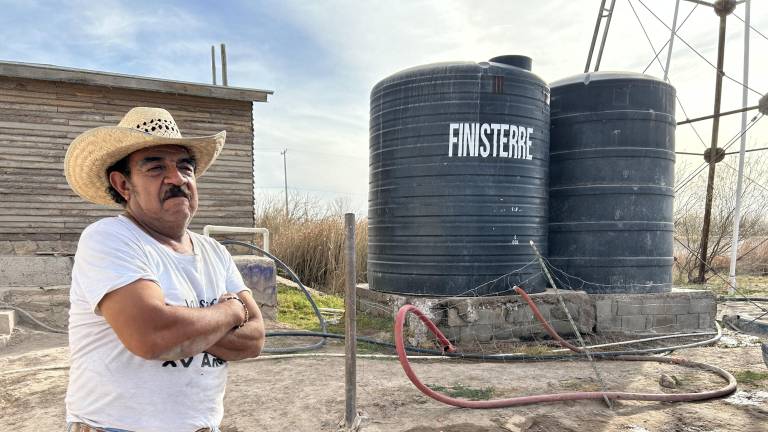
[0,303,68,334]
[219,239,329,353]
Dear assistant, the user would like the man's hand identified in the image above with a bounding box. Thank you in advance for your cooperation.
[205,290,265,361]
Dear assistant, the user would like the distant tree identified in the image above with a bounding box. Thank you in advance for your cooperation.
[673,155,768,283]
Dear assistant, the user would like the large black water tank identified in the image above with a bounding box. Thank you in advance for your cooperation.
[548,72,675,293]
[368,56,550,296]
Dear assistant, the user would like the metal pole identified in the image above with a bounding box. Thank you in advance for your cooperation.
[676,105,758,125]
[280,149,288,217]
[728,0,750,293]
[344,213,358,429]
[585,0,608,73]
[594,0,617,71]
[696,1,735,283]
[211,45,217,85]
[664,0,681,81]
[220,43,228,86]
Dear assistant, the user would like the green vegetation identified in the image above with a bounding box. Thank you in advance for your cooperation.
[276,283,344,330]
[276,283,393,336]
[711,275,768,297]
[674,275,768,297]
[734,370,768,385]
[426,383,495,400]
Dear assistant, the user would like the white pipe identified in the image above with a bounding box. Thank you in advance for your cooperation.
[664,0,681,81]
[728,0,750,294]
[203,225,270,253]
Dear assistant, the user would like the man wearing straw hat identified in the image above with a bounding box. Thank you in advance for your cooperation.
[63,107,265,432]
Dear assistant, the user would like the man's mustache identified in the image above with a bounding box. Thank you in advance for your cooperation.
[163,186,190,201]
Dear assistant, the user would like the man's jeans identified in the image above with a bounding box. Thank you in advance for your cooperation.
[66,424,131,432]
[67,424,219,432]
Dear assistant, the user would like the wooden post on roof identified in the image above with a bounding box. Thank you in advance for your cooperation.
[211,45,217,85]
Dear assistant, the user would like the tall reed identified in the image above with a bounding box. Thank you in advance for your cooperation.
[254,194,367,294]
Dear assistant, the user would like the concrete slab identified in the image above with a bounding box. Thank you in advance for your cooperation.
[720,300,768,337]
[0,309,15,335]
[233,255,277,320]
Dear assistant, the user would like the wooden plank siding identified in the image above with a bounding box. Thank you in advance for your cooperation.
[0,77,257,253]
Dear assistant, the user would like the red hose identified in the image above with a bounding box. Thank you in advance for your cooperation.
[394,287,737,408]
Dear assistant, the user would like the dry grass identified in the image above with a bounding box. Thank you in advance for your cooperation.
[254,194,367,293]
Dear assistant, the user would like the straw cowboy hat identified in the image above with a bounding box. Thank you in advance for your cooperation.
[65,107,225,206]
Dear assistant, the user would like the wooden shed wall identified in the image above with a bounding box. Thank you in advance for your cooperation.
[0,77,255,255]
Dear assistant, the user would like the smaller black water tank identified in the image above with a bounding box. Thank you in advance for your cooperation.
[548,72,676,293]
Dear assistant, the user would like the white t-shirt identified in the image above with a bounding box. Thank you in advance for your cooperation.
[66,215,248,432]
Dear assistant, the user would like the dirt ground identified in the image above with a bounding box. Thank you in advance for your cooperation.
[1,323,767,432]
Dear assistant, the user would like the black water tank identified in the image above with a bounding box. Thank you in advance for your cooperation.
[548,72,675,293]
[368,56,550,296]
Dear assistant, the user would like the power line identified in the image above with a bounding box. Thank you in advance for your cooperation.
[674,113,763,193]
[674,162,709,193]
[628,0,709,149]
[254,147,367,161]
[721,113,763,153]
[721,160,768,196]
[641,2,698,74]
[733,12,768,44]
[256,186,367,196]
[637,0,764,98]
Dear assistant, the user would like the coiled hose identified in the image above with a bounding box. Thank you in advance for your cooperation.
[393,286,737,408]
[220,239,329,353]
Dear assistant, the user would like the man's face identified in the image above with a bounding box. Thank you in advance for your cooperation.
[121,145,198,226]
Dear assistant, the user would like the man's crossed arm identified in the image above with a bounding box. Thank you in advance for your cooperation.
[99,279,265,361]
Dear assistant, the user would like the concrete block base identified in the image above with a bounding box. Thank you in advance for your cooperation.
[592,288,716,334]
[357,285,716,347]
[357,284,594,347]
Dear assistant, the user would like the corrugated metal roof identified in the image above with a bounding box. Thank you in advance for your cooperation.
[0,61,273,102]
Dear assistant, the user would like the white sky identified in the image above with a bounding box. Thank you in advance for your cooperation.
[1,0,766,215]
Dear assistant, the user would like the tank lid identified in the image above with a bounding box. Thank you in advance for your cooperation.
[550,71,666,88]
[489,55,532,71]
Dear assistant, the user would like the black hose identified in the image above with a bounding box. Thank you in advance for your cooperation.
[220,239,328,353]
[264,328,722,361]
[718,296,768,302]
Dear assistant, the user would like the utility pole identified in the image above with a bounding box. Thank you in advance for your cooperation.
[728,0,751,292]
[281,149,288,217]
[696,0,736,283]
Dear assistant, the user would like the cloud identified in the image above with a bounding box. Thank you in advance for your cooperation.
[1,0,766,214]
